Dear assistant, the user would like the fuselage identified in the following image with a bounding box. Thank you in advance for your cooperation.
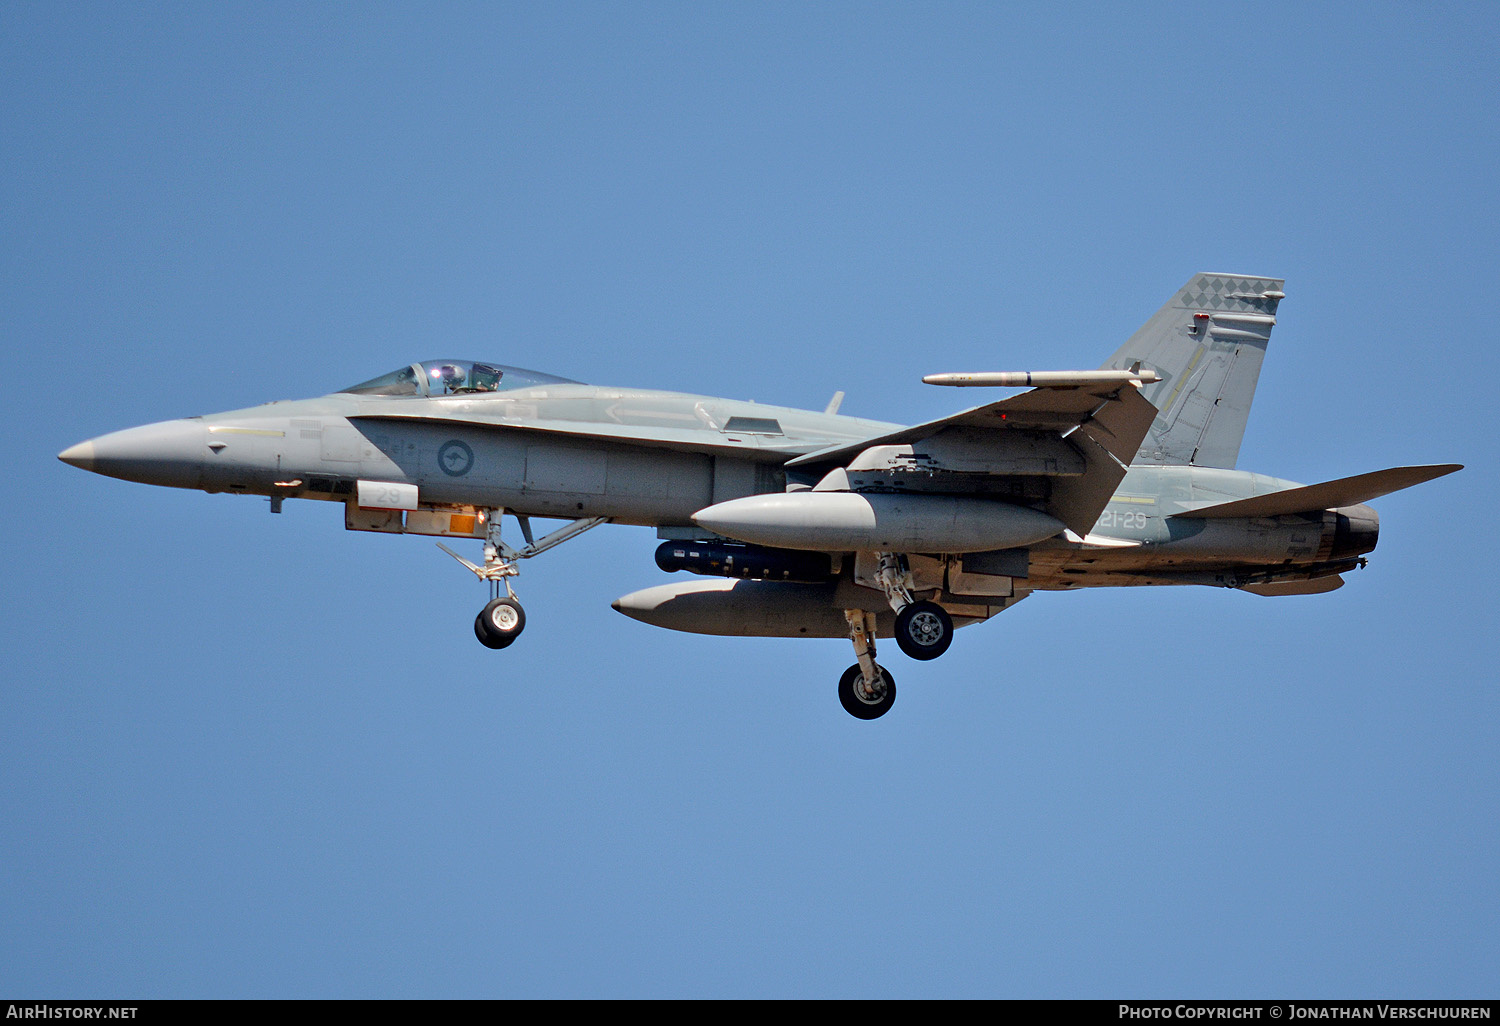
[57,370,1379,595]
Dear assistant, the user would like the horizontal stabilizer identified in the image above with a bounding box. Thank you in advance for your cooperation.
[1174,464,1462,519]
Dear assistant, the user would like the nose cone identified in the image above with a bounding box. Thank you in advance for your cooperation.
[58,419,207,489]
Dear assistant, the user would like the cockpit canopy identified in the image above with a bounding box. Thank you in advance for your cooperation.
[340,360,581,397]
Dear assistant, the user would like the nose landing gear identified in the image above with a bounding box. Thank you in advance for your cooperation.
[439,508,608,650]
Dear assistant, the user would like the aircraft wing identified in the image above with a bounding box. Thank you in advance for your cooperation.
[1172,464,1463,518]
[786,378,1160,535]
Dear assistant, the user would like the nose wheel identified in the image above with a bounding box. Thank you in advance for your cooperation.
[475,596,526,649]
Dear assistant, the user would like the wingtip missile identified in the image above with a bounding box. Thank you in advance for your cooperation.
[922,369,1162,388]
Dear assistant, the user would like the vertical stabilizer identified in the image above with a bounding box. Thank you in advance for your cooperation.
[1102,273,1283,469]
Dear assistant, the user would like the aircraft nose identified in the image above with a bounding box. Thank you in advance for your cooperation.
[58,419,207,489]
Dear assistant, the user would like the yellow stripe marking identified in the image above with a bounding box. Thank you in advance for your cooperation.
[1161,346,1204,413]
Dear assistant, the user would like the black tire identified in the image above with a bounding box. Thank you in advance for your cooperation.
[475,612,514,649]
[838,663,896,720]
[894,600,952,661]
[479,597,526,646]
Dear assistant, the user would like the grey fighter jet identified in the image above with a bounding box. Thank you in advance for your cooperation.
[59,274,1459,718]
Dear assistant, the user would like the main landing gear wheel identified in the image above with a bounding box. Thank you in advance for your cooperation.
[894,600,953,661]
[839,663,896,720]
[476,596,526,649]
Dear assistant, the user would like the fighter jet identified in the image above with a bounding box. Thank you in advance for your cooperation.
[59,274,1459,718]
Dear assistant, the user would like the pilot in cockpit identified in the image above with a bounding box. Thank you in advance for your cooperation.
[430,364,467,394]
[430,362,503,395]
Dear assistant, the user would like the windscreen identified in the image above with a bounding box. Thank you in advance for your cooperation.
[341,360,581,396]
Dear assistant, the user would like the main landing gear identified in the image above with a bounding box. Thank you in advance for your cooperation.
[872,551,954,661]
[840,610,896,719]
[894,601,953,661]
[439,508,607,651]
[836,552,956,719]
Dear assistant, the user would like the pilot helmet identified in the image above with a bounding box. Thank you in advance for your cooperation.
[431,364,467,393]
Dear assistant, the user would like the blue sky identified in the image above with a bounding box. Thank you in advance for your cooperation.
[3,1,1496,998]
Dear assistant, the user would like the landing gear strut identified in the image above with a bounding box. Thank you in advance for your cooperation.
[838,609,896,719]
[439,508,607,650]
